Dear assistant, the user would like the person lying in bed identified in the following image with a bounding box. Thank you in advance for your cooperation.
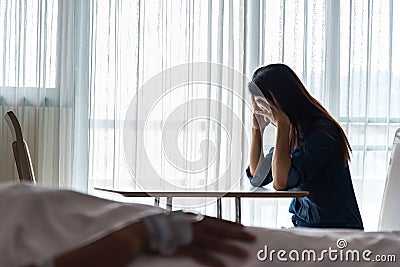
[247,63,364,230]
[0,182,255,267]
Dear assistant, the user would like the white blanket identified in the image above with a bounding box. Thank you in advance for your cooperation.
[1,182,399,267]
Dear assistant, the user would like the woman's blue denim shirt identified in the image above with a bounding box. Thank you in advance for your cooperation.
[247,119,364,229]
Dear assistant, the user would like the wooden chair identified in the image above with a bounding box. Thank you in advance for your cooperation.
[4,111,36,183]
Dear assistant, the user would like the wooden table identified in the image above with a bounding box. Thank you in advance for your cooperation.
[95,186,309,223]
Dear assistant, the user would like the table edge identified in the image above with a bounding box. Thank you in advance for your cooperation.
[94,187,309,198]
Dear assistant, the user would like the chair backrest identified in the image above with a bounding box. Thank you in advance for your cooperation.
[378,128,400,231]
[4,111,36,183]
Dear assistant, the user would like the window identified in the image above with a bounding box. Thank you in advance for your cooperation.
[0,0,58,107]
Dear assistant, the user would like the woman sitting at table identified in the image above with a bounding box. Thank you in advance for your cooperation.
[246,63,364,230]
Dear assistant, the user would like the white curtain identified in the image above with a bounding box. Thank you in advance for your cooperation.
[0,0,89,191]
[89,0,248,218]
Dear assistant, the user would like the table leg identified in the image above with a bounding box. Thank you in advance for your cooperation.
[154,197,160,207]
[166,196,173,211]
[235,197,241,224]
[217,197,222,219]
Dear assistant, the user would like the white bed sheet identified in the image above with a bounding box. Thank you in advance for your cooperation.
[1,182,398,267]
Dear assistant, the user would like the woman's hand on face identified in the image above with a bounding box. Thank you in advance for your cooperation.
[252,96,271,130]
[178,216,256,267]
[254,96,290,128]
[253,96,275,127]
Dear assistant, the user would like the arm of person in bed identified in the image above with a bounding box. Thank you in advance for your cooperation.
[24,216,255,267]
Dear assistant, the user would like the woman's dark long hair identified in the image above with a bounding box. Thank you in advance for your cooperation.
[249,63,351,165]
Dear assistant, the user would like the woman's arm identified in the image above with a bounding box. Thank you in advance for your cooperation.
[249,96,270,176]
[254,96,291,190]
[249,126,264,176]
[272,122,291,190]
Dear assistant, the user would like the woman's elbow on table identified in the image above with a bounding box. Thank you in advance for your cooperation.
[272,170,289,190]
[271,158,291,190]
[273,180,287,191]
